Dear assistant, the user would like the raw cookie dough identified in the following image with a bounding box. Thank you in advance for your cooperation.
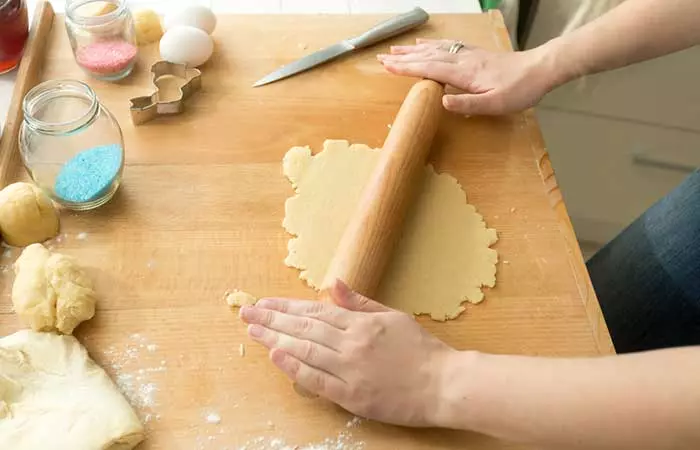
[0,182,59,247]
[283,140,498,320]
[0,330,144,449]
[12,244,96,334]
[225,290,257,308]
[132,9,163,45]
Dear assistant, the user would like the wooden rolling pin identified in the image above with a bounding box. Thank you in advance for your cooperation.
[321,78,444,299]
[293,79,444,398]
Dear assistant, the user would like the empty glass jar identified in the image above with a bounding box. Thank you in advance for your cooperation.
[64,0,138,81]
[20,79,125,210]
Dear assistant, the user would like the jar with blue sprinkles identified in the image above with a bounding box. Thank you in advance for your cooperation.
[19,79,124,210]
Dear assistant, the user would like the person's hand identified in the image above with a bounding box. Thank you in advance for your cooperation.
[377,38,561,116]
[239,280,456,427]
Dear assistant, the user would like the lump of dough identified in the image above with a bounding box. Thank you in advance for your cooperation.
[0,330,144,450]
[225,290,257,308]
[12,244,96,335]
[133,8,163,45]
[0,182,59,247]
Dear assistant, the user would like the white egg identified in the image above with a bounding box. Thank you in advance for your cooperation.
[159,26,213,67]
[164,5,217,34]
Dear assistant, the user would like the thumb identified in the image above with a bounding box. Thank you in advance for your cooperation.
[328,279,390,313]
[443,93,501,116]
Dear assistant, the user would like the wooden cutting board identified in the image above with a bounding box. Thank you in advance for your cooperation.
[0,9,614,450]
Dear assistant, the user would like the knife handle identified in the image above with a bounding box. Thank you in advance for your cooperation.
[346,7,429,49]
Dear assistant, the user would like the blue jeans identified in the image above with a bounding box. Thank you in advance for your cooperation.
[587,170,700,353]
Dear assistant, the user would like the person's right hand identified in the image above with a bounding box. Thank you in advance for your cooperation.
[378,39,562,116]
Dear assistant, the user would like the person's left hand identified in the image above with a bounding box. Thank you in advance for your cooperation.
[239,280,456,427]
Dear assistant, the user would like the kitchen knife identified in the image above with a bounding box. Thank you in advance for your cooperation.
[252,7,430,87]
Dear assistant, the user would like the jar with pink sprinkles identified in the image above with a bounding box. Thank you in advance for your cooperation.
[65,0,138,81]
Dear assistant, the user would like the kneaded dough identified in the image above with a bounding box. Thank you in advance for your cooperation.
[283,140,498,320]
[0,330,144,449]
[132,9,163,45]
[0,182,59,247]
[12,244,96,334]
[225,290,257,308]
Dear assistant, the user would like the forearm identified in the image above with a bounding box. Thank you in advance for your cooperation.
[537,0,700,87]
[436,347,700,449]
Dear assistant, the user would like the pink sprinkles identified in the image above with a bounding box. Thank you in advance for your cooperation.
[76,40,138,75]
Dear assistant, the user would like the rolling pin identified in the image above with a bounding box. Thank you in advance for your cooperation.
[292,79,444,398]
[321,78,444,299]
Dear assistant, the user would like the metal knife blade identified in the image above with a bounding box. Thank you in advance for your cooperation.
[252,7,430,87]
[252,42,354,87]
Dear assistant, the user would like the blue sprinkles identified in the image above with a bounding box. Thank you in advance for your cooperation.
[55,144,123,203]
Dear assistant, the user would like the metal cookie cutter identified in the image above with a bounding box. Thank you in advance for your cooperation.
[129,61,202,125]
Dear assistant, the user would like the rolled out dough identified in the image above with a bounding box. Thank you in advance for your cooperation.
[0,330,144,449]
[283,140,498,321]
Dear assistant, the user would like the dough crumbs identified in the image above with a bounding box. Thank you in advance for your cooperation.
[346,417,362,428]
[76,232,88,240]
[282,140,499,321]
[205,411,221,424]
[225,290,257,308]
[239,343,246,357]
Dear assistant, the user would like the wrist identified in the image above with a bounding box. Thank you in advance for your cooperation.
[429,349,483,430]
[530,37,581,91]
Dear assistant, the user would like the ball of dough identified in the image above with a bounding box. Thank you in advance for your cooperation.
[159,26,213,67]
[132,8,163,45]
[0,182,59,247]
[12,244,96,335]
[164,5,217,34]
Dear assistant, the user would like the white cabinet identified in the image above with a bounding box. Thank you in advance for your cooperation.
[525,1,700,253]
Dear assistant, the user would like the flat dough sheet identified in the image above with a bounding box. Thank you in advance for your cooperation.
[283,140,498,320]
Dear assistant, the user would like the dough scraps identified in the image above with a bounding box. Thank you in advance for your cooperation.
[225,290,257,308]
[0,330,144,449]
[283,140,498,321]
[12,243,96,335]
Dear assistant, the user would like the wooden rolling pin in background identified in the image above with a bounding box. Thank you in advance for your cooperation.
[321,78,445,299]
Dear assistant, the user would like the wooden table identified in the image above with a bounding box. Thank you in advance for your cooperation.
[0,10,614,449]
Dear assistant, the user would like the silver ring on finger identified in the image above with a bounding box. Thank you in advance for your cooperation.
[448,41,465,54]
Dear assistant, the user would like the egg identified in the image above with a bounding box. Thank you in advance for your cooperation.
[160,26,213,67]
[164,5,217,34]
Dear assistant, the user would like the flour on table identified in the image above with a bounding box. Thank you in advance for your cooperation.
[282,140,498,321]
[102,333,167,422]
[236,430,365,450]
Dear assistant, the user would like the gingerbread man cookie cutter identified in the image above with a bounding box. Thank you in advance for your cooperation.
[129,61,202,125]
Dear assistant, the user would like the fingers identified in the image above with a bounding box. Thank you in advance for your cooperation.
[381,60,463,87]
[378,52,458,64]
[388,43,432,55]
[240,305,344,351]
[248,324,342,372]
[252,297,350,329]
[270,349,347,402]
[328,279,390,313]
[443,92,503,116]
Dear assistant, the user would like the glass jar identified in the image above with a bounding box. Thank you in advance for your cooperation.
[20,80,125,211]
[64,0,138,81]
[0,0,29,74]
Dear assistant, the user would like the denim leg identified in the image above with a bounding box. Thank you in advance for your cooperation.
[586,170,700,353]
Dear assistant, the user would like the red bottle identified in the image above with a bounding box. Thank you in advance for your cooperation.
[0,0,29,74]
